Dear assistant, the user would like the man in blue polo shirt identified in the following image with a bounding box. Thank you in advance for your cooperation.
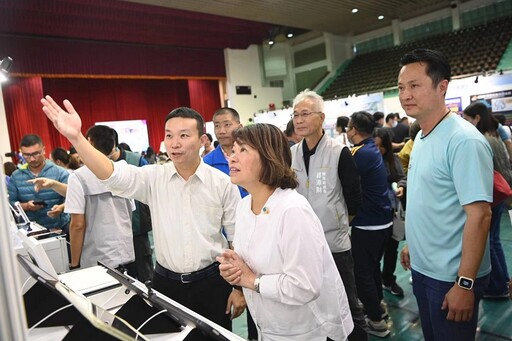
[399,49,493,341]
[204,107,248,198]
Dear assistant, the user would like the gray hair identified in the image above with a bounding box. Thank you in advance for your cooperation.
[292,89,324,113]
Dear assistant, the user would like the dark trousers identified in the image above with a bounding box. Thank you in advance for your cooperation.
[382,237,400,285]
[352,226,392,321]
[247,309,258,340]
[332,250,368,341]
[152,267,232,332]
[412,269,488,341]
[126,233,154,282]
[486,202,510,295]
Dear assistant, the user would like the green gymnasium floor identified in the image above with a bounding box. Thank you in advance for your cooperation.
[231,210,512,340]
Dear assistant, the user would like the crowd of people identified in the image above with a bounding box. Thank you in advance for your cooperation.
[4,48,512,341]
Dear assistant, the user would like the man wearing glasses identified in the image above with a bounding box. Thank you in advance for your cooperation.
[290,89,368,340]
[8,134,70,231]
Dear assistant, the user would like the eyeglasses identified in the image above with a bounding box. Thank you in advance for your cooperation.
[22,150,43,159]
[292,111,321,120]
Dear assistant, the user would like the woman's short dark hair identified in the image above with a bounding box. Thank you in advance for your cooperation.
[4,162,17,177]
[463,101,498,136]
[51,147,70,165]
[233,124,298,190]
[336,116,349,132]
[118,142,132,151]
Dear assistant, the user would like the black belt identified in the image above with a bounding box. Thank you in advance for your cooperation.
[155,262,220,283]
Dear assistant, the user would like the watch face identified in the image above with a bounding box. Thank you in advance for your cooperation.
[460,278,472,288]
[458,276,473,289]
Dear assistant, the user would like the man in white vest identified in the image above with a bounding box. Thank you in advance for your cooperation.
[290,89,367,340]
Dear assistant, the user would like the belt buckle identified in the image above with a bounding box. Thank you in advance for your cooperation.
[180,272,192,283]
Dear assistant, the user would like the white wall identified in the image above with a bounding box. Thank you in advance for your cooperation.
[383,96,404,116]
[224,45,283,124]
[261,42,297,103]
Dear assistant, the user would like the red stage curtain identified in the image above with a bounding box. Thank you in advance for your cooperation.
[42,78,192,151]
[188,80,222,122]
[2,77,51,155]
[3,77,220,153]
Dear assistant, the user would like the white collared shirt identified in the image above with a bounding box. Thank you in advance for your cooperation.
[234,188,353,341]
[102,160,241,273]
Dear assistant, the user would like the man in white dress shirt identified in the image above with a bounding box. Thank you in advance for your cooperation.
[41,98,245,332]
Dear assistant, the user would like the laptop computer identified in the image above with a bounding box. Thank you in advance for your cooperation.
[17,254,148,341]
[18,229,120,295]
[102,262,234,341]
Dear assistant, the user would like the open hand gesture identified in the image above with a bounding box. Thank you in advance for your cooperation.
[41,96,82,142]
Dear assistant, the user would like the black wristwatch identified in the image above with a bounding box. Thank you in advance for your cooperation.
[456,275,474,290]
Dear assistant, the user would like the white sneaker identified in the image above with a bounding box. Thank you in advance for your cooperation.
[366,318,390,338]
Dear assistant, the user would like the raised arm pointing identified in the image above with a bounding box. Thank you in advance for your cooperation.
[41,95,114,180]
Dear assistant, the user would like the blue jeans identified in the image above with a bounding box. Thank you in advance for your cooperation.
[412,269,489,341]
[485,202,510,295]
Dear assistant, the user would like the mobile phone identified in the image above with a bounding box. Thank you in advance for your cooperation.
[33,200,48,207]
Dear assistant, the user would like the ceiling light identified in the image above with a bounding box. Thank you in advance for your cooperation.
[268,39,274,45]
[378,15,384,20]
[287,32,293,38]
[352,8,358,13]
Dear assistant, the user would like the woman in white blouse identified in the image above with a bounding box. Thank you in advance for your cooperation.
[217,123,353,341]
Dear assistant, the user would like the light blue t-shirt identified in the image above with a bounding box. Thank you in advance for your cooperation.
[406,114,493,282]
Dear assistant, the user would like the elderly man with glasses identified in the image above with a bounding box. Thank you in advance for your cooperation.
[290,89,368,340]
[7,134,70,231]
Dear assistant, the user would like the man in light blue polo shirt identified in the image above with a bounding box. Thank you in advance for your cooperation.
[398,48,493,341]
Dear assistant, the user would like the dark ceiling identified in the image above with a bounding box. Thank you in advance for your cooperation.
[126,0,468,36]
[0,0,469,51]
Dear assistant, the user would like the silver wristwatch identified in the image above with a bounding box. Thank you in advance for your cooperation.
[254,275,261,293]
